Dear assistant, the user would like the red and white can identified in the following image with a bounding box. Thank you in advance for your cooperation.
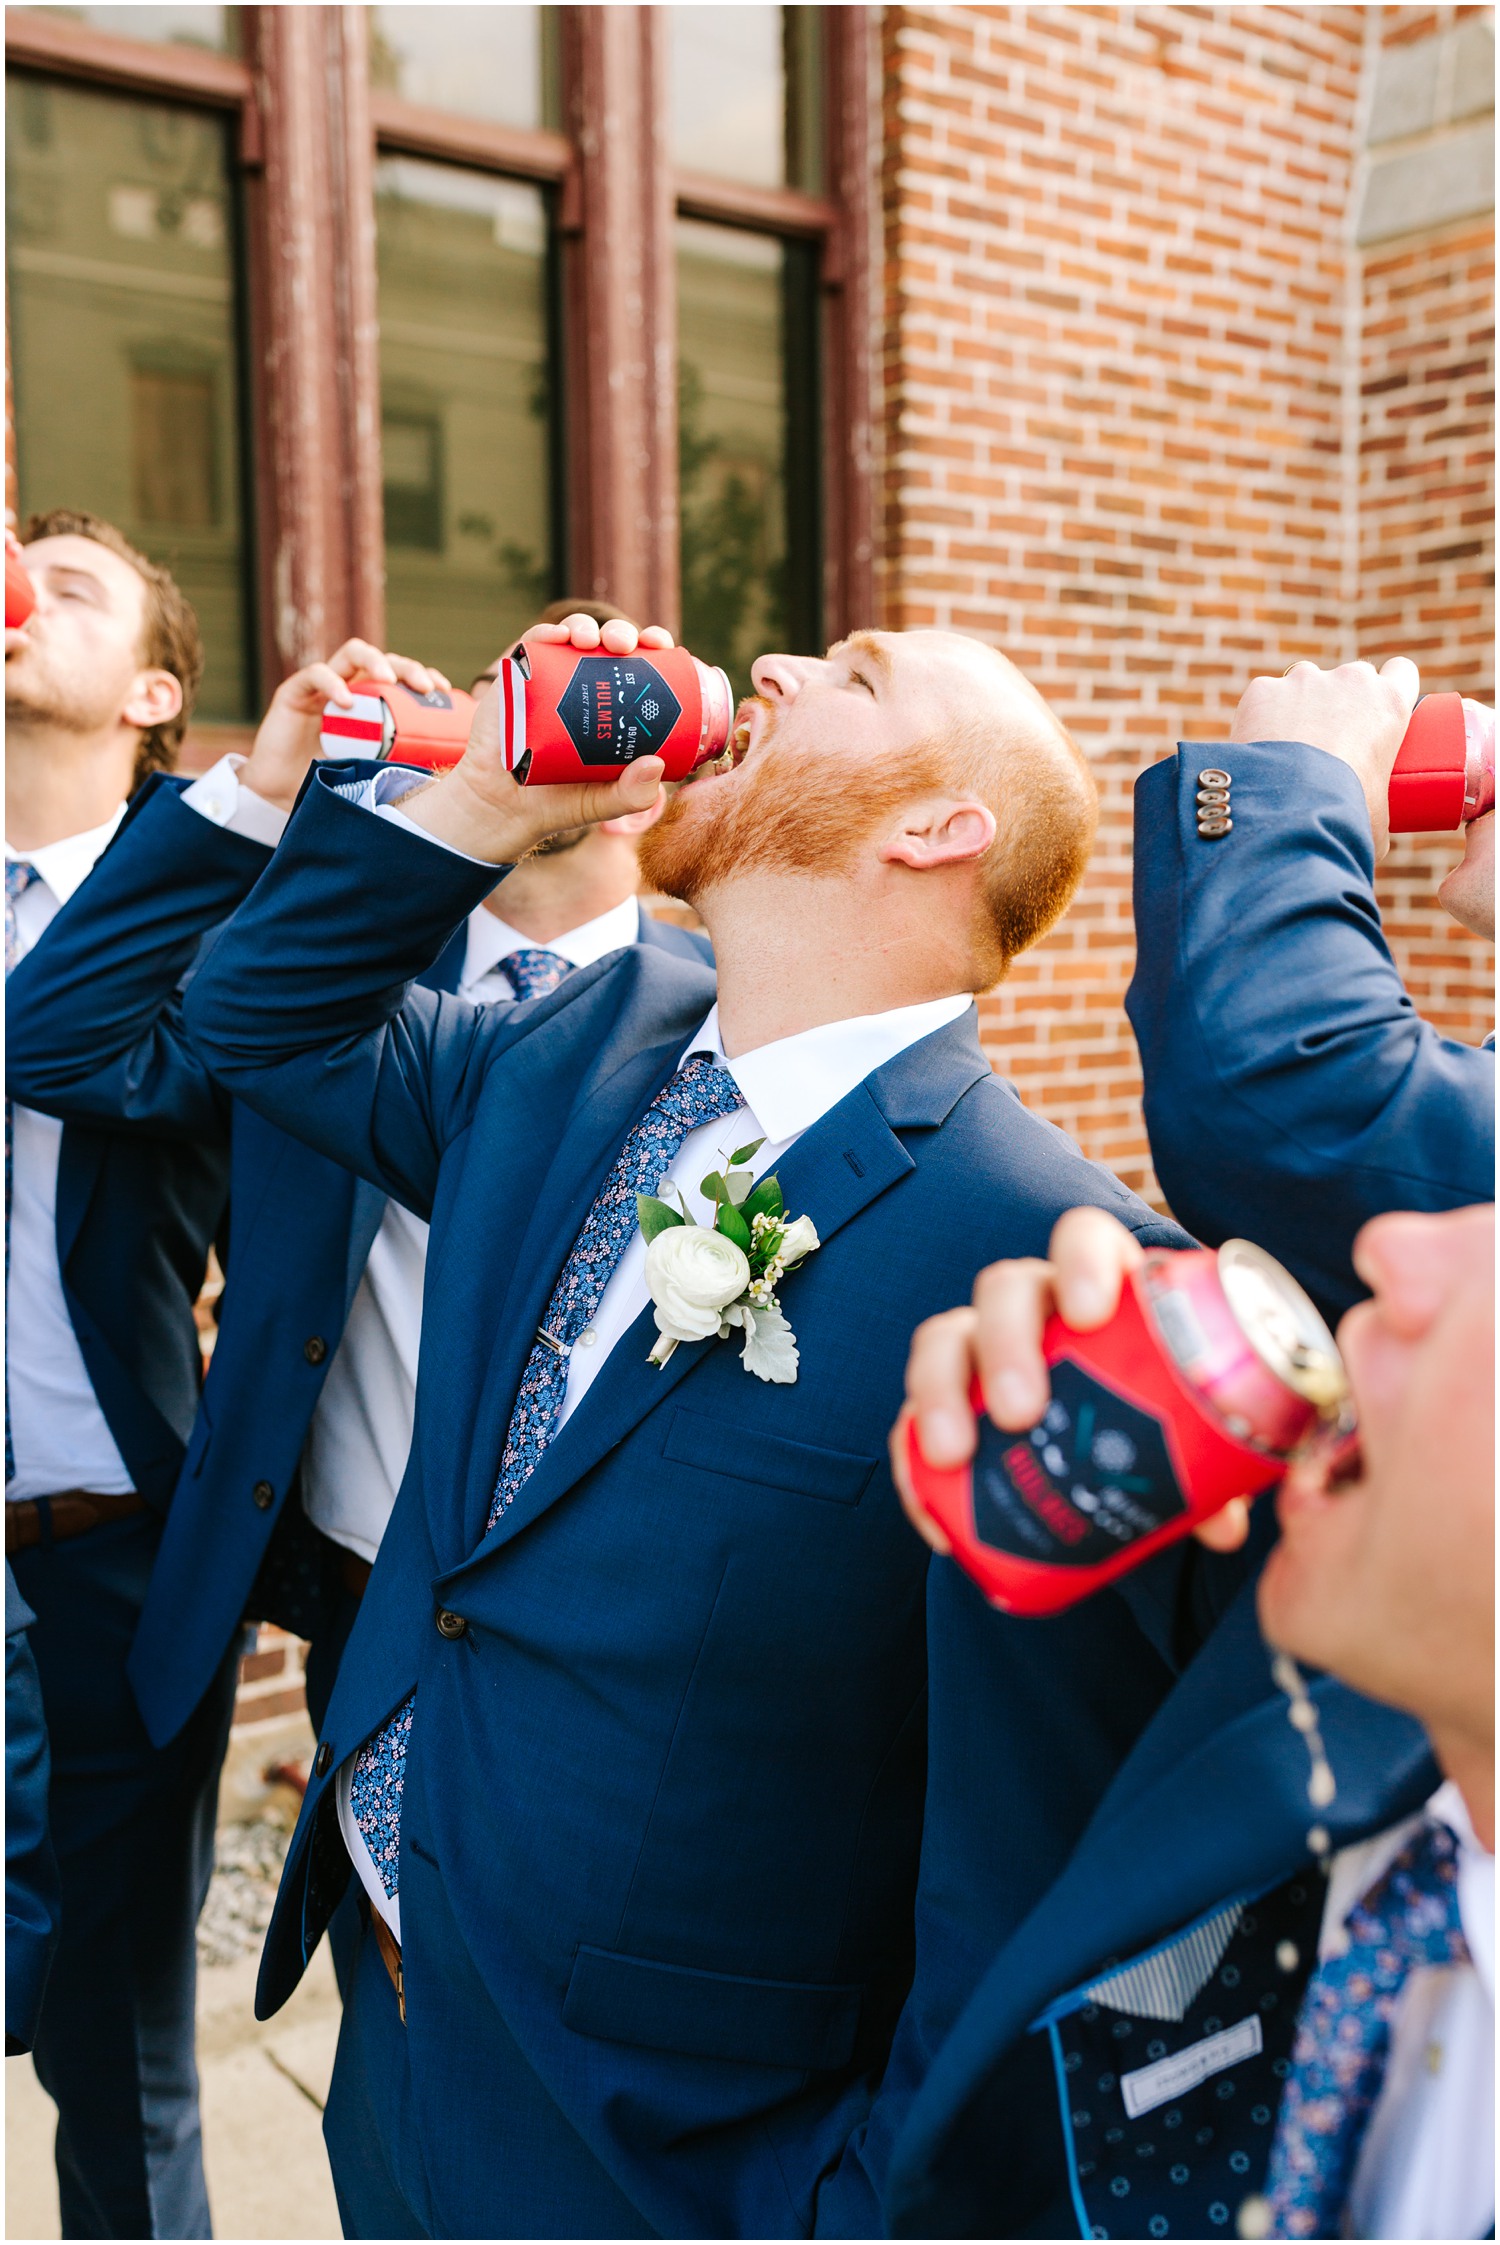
[319,678,475,769]
[1389,693,1495,832]
[495,640,734,785]
[907,1240,1350,1617]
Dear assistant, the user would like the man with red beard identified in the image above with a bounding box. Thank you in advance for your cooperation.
[180,614,1242,2238]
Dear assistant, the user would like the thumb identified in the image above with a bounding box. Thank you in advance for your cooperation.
[1379,655,1421,721]
[576,759,665,825]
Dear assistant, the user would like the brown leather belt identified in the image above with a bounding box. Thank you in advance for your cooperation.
[371,1911,405,2024]
[6,1490,148,1555]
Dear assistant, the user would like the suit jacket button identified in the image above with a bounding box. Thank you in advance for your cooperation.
[435,1608,467,1640]
[1198,767,1231,787]
[252,1480,275,1510]
[303,1336,328,1365]
[1198,816,1233,837]
[313,1740,333,1778]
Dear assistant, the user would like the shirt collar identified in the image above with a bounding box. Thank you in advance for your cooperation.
[5,802,128,907]
[461,892,641,990]
[678,994,973,1147]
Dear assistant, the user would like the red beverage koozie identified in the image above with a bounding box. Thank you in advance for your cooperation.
[495,640,734,785]
[320,678,476,769]
[907,1242,1350,1617]
[6,551,36,631]
[1388,693,1495,832]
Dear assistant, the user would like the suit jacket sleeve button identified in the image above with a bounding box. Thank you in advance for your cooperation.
[252,1480,275,1510]
[303,1336,328,1365]
[435,1608,467,1640]
[1198,767,1232,787]
[313,1741,333,1778]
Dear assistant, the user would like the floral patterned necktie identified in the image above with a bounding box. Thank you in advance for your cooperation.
[347,1052,745,1906]
[496,947,570,1003]
[6,860,43,1483]
[1264,1817,1471,2239]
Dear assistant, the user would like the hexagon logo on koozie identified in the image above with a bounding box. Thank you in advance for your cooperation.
[971,1358,1186,1567]
[555,657,682,766]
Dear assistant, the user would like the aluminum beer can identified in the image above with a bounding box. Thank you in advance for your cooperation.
[496,639,735,785]
[1388,692,1495,832]
[319,677,475,769]
[5,550,35,631]
[907,1240,1350,1617]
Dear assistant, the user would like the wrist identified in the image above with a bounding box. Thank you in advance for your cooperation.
[401,766,544,864]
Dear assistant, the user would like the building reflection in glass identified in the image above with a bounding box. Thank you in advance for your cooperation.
[376,157,555,687]
[6,74,252,719]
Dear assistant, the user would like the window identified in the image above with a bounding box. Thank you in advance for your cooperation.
[10,6,239,54]
[677,220,819,689]
[376,159,555,685]
[368,5,559,132]
[669,5,822,191]
[5,73,253,719]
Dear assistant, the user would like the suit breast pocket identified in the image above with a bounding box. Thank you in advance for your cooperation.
[661,1406,878,1508]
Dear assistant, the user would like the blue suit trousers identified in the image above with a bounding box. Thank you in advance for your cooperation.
[13,1514,239,2240]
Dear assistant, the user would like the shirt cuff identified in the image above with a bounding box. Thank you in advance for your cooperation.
[181,755,288,848]
[357,767,502,868]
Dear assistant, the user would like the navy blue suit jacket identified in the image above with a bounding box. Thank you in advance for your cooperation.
[5,788,229,1512]
[180,767,1240,2237]
[4,775,710,1749]
[1128,742,1494,1322]
[884,1581,1437,2237]
[5,1562,59,2055]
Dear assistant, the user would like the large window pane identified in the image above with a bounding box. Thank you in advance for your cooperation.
[377,158,555,686]
[669,6,823,192]
[6,75,253,719]
[11,7,238,53]
[677,218,820,692]
[368,7,559,132]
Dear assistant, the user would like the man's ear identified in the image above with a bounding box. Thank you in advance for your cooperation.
[121,666,184,734]
[599,790,668,839]
[879,798,996,872]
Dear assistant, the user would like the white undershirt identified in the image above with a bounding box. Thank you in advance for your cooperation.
[1319,1779,1494,2240]
[333,778,973,1935]
[6,808,136,1500]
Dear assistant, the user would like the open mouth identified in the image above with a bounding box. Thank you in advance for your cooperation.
[687,703,760,786]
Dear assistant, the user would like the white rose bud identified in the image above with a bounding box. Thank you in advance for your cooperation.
[776,1213,820,1268]
[644,1225,751,1344]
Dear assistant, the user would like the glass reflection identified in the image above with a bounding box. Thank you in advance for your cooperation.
[6,75,252,718]
[11,7,238,53]
[377,158,555,686]
[677,218,819,692]
[669,6,823,192]
[368,7,559,133]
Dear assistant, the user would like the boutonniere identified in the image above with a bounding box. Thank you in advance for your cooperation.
[636,1141,820,1384]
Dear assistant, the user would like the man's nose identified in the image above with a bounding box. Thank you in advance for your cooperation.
[750,652,825,703]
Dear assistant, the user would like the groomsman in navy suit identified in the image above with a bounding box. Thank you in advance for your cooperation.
[4,512,226,2236]
[183,613,1247,2238]
[6,1560,59,2056]
[889,1203,1493,2240]
[1128,656,1494,1322]
[8,609,710,1979]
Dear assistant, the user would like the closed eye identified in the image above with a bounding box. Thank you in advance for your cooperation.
[850,670,876,696]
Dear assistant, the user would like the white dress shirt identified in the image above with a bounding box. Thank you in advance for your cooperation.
[6,808,137,1500]
[182,755,648,1565]
[1318,1779,1494,2240]
[336,976,973,1937]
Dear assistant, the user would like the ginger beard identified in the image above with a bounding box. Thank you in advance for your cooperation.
[638,697,953,904]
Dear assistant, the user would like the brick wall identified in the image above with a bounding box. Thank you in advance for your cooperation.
[879,3,1494,1203]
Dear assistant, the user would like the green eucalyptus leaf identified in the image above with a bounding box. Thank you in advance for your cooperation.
[636,1194,685,1242]
[716,1202,753,1253]
[724,1168,754,1206]
[700,1169,729,1205]
[728,1139,765,1167]
[741,1176,784,1225]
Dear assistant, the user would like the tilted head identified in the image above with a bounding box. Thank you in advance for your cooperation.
[638,628,1097,991]
[1438,808,1495,942]
[7,509,202,788]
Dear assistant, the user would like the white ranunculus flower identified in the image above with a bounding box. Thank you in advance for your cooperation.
[776,1213,820,1267]
[645,1225,751,1344]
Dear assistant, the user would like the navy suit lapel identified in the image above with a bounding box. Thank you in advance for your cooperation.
[447,1012,989,1575]
[892,1580,1436,2200]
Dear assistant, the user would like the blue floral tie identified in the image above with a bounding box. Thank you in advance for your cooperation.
[497,946,570,1003]
[347,1052,745,1903]
[1264,1817,1470,2238]
[6,860,42,1484]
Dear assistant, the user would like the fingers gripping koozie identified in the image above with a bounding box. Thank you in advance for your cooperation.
[909,1244,1349,1617]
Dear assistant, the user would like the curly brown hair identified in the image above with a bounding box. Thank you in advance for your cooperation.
[22,509,204,790]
